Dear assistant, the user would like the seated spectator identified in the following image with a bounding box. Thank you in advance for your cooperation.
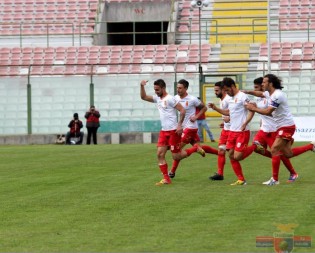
[65,113,84,145]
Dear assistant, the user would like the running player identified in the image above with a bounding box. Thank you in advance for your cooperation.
[209,81,231,181]
[140,79,206,185]
[209,77,256,185]
[169,79,217,178]
[245,74,315,184]
[245,77,299,185]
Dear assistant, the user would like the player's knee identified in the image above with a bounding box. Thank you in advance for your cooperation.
[172,152,184,160]
[233,153,243,161]
[218,150,225,155]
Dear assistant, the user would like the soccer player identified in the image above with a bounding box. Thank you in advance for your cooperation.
[209,81,231,181]
[140,79,206,186]
[208,77,256,185]
[168,79,218,178]
[245,77,299,185]
[245,74,315,182]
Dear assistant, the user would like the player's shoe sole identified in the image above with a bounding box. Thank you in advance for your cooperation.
[168,171,175,178]
[254,140,266,154]
[262,177,279,186]
[155,179,171,186]
[287,174,298,183]
[209,173,224,180]
[196,146,206,157]
[230,180,246,185]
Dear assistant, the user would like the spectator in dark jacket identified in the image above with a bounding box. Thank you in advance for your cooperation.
[85,105,101,144]
[65,113,84,144]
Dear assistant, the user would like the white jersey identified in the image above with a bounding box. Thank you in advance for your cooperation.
[175,94,201,129]
[220,94,231,131]
[264,90,295,129]
[153,94,179,131]
[227,91,251,132]
[256,95,277,132]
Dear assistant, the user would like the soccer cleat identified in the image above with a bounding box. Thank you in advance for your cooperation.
[168,171,176,178]
[209,173,224,181]
[287,174,298,183]
[155,179,171,186]
[311,141,315,152]
[254,140,265,154]
[211,139,216,143]
[262,177,279,186]
[230,180,247,186]
[196,146,206,157]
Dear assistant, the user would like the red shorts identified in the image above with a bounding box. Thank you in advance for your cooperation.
[253,130,276,148]
[226,130,250,152]
[219,129,229,146]
[157,130,181,153]
[181,128,200,145]
[276,125,296,141]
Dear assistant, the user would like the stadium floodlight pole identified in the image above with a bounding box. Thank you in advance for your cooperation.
[267,0,271,72]
[190,0,210,85]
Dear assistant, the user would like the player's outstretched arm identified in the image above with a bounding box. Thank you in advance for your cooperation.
[208,102,229,116]
[242,90,265,97]
[140,80,154,102]
[246,103,274,116]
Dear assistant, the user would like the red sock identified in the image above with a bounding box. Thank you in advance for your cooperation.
[271,156,280,181]
[217,153,225,175]
[241,144,255,160]
[201,145,218,155]
[171,160,180,173]
[291,144,313,157]
[185,145,197,156]
[159,164,170,180]
[263,149,272,158]
[230,159,245,181]
[280,156,296,175]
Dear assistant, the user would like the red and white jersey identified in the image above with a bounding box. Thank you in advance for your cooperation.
[256,95,277,132]
[175,94,201,129]
[153,94,179,131]
[220,94,231,131]
[227,91,251,132]
[264,90,295,129]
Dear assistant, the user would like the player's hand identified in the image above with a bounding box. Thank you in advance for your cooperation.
[240,122,247,131]
[208,102,215,109]
[176,125,183,135]
[189,115,197,122]
[140,80,148,86]
[245,103,256,111]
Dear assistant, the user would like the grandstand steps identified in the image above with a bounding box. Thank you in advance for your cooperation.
[209,0,267,44]
[210,34,266,44]
[217,44,250,72]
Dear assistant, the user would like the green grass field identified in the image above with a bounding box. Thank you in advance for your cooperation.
[0,143,314,252]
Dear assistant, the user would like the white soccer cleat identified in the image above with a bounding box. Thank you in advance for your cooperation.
[262,177,279,186]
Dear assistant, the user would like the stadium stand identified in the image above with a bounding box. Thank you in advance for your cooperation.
[0,0,315,139]
[0,44,215,75]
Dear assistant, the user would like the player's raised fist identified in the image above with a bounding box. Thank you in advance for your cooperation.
[140,80,148,86]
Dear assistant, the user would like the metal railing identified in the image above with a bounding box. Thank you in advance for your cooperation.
[1,17,315,47]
